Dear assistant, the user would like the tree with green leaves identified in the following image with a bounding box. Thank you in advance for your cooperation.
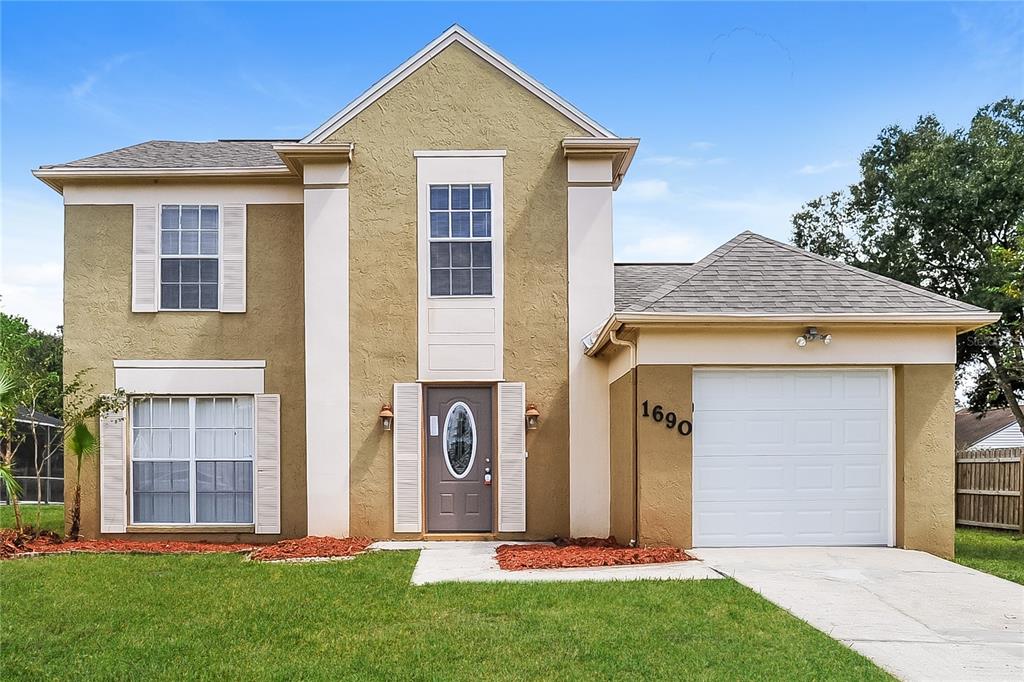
[792,97,1024,437]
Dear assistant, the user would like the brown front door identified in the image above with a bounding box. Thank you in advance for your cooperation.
[425,386,493,532]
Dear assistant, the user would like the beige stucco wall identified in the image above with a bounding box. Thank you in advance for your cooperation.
[895,364,956,558]
[330,41,586,539]
[609,370,635,544]
[63,203,307,541]
[636,364,694,547]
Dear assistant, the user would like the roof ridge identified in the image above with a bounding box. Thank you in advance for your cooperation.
[744,232,985,313]
[628,232,756,312]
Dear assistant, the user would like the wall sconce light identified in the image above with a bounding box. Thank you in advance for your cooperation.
[525,403,541,430]
[796,327,832,347]
[378,403,394,431]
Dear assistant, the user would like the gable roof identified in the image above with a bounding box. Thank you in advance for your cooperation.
[37,140,291,170]
[301,24,615,143]
[956,408,1021,450]
[616,231,990,316]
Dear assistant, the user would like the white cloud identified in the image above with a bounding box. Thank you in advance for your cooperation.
[618,178,670,202]
[797,160,850,175]
[642,155,729,168]
[0,262,63,333]
[70,53,135,100]
[1,189,65,332]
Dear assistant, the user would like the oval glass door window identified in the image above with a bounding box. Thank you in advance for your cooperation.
[443,401,476,479]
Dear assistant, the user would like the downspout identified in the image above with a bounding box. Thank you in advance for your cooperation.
[608,329,639,546]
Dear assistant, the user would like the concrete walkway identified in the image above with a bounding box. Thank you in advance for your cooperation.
[369,540,721,585]
[692,547,1024,682]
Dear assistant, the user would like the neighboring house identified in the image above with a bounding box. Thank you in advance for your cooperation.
[1,407,64,505]
[34,26,998,558]
[956,408,1024,451]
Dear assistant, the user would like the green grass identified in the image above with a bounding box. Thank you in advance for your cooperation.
[955,527,1024,585]
[0,503,63,534]
[0,551,889,681]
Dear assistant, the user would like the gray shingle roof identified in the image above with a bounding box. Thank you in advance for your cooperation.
[615,231,987,315]
[614,263,695,311]
[40,140,293,170]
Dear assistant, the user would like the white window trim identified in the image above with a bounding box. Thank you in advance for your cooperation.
[129,395,255,528]
[416,154,504,382]
[114,360,265,395]
[427,183,494,299]
[158,202,222,312]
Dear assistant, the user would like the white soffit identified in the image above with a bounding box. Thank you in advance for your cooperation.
[301,24,615,143]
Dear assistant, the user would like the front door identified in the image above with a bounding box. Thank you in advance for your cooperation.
[425,386,493,532]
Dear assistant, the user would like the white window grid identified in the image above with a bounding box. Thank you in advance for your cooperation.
[158,204,221,311]
[129,395,253,526]
[428,184,493,297]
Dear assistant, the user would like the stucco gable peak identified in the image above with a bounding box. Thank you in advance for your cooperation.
[301,24,616,143]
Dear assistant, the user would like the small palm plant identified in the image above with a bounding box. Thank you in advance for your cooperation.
[66,420,97,541]
[0,362,25,532]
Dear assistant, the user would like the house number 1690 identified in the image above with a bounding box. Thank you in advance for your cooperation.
[641,400,692,436]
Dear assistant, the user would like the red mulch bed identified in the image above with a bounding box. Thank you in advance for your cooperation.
[248,536,373,562]
[1,529,372,562]
[496,537,693,571]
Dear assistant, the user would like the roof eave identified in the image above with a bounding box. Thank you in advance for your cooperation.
[272,142,354,176]
[584,311,1002,357]
[31,166,296,194]
[562,137,640,189]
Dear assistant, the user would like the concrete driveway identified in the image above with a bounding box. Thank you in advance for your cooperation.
[691,547,1024,681]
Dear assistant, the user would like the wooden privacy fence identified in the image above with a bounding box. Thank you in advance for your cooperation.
[956,447,1023,532]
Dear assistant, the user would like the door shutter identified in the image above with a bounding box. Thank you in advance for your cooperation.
[498,382,527,532]
[220,203,246,313]
[393,383,422,533]
[131,205,158,312]
[254,394,281,534]
[99,404,128,533]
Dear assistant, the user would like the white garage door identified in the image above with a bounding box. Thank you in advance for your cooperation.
[692,369,891,547]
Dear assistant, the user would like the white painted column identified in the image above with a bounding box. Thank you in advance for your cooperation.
[567,157,614,537]
[303,160,350,536]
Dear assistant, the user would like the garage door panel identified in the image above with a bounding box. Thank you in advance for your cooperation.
[695,370,887,412]
[694,454,887,502]
[695,500,888,546]
[694,409,888,455]
[692,369,891,547]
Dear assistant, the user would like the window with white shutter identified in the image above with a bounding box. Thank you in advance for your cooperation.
[131,202,247,313]
[497,382,527,532]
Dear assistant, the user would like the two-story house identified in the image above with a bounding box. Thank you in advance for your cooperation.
[35,26,997,557]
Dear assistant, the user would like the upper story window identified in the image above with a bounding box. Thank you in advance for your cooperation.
[428,184,492,296]
[160,204,219,310]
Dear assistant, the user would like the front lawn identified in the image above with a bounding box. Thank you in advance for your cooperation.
[955,527,1024,585]
[0,503,63,534]
[0,550,888,680]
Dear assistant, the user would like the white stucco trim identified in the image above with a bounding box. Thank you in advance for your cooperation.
[114,360,265,395]
[567,158,614,538]
[413,150,507,158]
[35,167,295,194]
[302,25,614,143]
[303,163,350,537]
[62,182,303,206]
[634,325,958,366]
[416,154,505,382]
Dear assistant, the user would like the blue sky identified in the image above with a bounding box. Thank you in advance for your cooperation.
[2,1,1021,332]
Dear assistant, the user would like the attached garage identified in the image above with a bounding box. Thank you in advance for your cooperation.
[691,369,892,547]
[597,232,998,557]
